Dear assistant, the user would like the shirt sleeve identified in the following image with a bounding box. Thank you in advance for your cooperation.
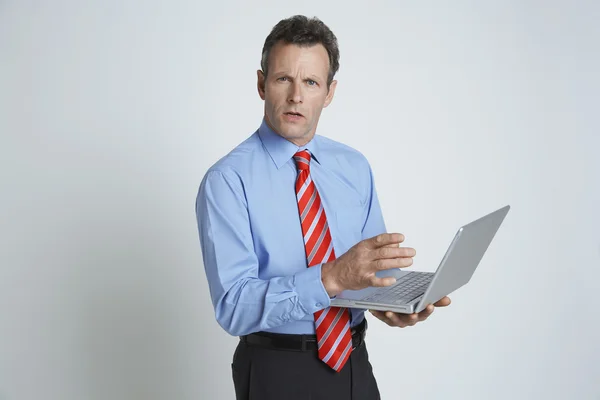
[195,169,332,337]
[361,162,387,240]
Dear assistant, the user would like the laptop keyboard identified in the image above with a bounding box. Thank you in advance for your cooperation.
[361,271,434,305]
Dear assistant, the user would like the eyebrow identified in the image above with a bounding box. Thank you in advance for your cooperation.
[306,75,322,82]
[272,72,325,82]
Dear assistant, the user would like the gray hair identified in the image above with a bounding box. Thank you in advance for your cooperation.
[260,15,340,88]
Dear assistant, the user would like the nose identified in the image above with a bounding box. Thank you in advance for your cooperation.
[288,81,303,104]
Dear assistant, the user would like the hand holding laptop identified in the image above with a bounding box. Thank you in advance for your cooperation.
[369,295,451,328]
[329,205,510,318]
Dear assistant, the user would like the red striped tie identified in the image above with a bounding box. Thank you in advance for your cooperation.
[293,150,353,372]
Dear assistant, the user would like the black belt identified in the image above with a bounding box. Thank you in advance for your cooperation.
[240,318,367,352]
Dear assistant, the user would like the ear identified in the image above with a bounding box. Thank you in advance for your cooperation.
[323,79,337,108]
[257,70,266,100]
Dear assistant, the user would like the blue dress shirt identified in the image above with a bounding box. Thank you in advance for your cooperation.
[195,119,387,336]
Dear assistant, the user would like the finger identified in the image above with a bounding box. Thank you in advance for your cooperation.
[385,311,410,327]
[369,310,396,327]
[366,233,405,249]
[373,246,416,260]
[369,276,397,288]
[374,257,413,271]
[417,304,435,321]
[433,296,451,307]
[369,310,386,321]
[406,312,420,326]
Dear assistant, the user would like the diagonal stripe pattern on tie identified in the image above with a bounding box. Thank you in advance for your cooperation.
[293,149,353,372]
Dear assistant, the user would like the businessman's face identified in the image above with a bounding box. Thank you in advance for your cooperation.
[257,41,337,146]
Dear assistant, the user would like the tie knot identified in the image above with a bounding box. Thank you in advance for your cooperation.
[293,150,311,171]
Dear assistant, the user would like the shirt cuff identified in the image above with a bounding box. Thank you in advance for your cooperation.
[294,263,332,314]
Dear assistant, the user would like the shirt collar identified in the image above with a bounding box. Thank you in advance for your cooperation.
[257,118,324,169]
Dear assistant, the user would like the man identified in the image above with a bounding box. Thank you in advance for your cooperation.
[195,15,451,400]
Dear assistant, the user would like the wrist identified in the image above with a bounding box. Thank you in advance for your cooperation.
[321,261,343,297]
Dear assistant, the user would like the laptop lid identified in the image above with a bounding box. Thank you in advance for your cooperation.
[413,205,511,313]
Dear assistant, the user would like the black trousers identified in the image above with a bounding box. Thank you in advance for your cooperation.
[231,332,381,400]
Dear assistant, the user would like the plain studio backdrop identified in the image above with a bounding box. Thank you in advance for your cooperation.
[1,1,599,399]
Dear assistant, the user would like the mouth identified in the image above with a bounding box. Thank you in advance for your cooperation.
[284,111,304,118]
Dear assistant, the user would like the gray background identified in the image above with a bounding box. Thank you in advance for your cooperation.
[1,1,599,399]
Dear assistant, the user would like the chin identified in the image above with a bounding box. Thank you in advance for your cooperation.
[267,115,311,142]
[282,126,307,139]
[277,121,303,135]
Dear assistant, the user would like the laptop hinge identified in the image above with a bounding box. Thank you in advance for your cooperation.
[408,294,423,304]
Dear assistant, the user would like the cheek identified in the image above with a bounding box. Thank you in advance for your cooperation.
[307,94,327,110]
[263,97,280,114]
[265,86,286,103]
[266,100,285,116]
[308,103,326,119]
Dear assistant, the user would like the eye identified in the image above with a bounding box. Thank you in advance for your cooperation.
[307,79,317,86]
[277,77,289,82]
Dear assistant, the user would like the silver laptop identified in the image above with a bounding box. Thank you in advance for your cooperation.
[330,205,510,314]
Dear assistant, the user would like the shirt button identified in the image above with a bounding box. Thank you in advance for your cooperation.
[316,302,322,308]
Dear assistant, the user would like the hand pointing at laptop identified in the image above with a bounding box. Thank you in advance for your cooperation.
[320,233,416,297]
[321,232,451,327]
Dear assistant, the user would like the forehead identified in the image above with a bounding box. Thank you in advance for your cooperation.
[268,41,330,78]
